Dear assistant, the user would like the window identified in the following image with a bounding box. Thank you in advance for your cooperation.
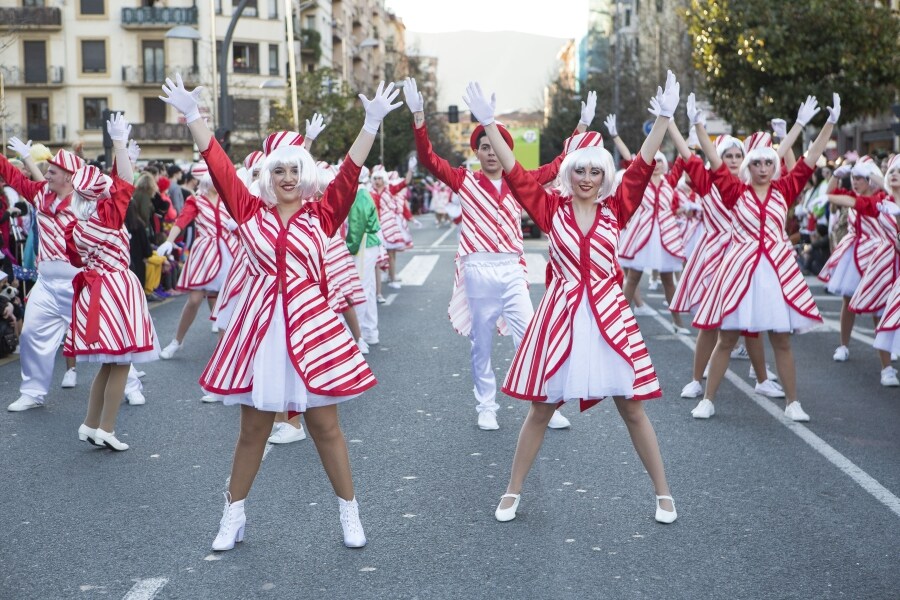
[81,40,107,74]
[268,44,279,76]
[215,0,222,15]
[306,14,315,29]
[268,0,278,19]
[144,97,166,124]
[142,41,165,84]
[83,97,108,129]
[655,0,663,12]
[233,0,257,17]
[233,98,259,131]
[26,98,50,141]
[24,41,47,84]
[232,42,259,74]
[23,0,47,6]
[624,8,631,27]
[80,0,105,15]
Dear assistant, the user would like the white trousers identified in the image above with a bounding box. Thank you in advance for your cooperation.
[355,245,380,344]
[463,254,534,414]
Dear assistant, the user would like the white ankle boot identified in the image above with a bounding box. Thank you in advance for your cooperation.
[212,492,246,551]
[338,496,367,548]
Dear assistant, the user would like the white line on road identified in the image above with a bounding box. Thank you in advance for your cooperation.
[523,253,548,285]
[262,442,274,461]
[819,316,877,346]
[648,312,900,519]
[383,293,398,306]
[396,255,440,286]
[430,225,457,248]
[122,578,168,600]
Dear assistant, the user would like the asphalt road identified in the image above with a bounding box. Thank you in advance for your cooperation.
[1,221,897,600]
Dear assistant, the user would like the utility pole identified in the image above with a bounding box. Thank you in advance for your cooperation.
[612,0,621,166]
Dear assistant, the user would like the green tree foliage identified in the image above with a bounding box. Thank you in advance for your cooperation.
[684,0,900,131]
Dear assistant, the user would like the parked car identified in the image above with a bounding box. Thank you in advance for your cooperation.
[521,214,542,239]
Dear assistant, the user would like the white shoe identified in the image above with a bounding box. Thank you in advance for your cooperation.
[749,363,779,382]
[125,390,146,405]
[387,281,402,289]
[94,428,129,451]
[691,398,715,419]
[495,493,521,522]
[159,339,182,360]
[376,294,387,304]
[211,322,219,333]
[892,353,898,362]
[833,345,849,362]
[880,366,900,387]
[755,379,786,398]
[547,410,571,429]
[784,401,810,422]
[201,394,222,403]
[77,423,103,446]
[632,304,657,317]
[655,495,677,524]
[338,497,367,548]
[8,395,42,412]
[363,335,379,345]
[212,492,246,551]
[672,324,691,335]
[61,368,77,388]
[680,380,703,398]
[648,278,660,291]
[730,345,750,360]
[357,338,370,355]
[477,410,499,430]
[268,422,307,444]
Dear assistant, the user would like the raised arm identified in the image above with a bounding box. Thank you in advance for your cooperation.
[304,112,326,152]
[776,96,821,164]
[6,138,45,184]
[687,93,719,171]
[575,90,596,135]
[668,120,693,161]
[463,82,515,173]
[803,94,839,169]
[637,70,680,166]
[603,114,633,162]
[403,78,465,191]
[106,113,134,183]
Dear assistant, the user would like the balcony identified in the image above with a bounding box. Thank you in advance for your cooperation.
[122,65,201,88]
[130,122,193,143]
[121,6,198,29]
[0,7,61,30]
[0,65,64,88]
[299,29,322,62]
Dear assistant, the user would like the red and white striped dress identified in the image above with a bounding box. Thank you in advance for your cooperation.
[63,177,158,362]
[324,224,366,314]
[371,183,407,250]
[670,156,734,314]
[500,155,661,409]
[413,124,562,336]
[693,161,821,332]
[618,160,686,270]
[210,243,250,329]
[873,197,900,351]
[175,193,239,291]
[198,140,375,411]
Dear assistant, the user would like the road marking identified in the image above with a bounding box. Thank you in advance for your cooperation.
[122,578,168,600]
[383,293,398,306]
[430,225,457,248]
[648,311,900,519]
[524,253,548,285]
[819,316,877,346]
[396,255,440,286]
[262,442,273,461]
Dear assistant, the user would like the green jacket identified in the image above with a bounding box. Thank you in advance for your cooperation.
[345,187,381,255]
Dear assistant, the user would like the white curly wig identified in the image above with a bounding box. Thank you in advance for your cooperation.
[558,146,617,202]
[257,145,318,206]
[739,147,781,183]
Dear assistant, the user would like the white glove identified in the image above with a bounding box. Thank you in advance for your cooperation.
[826,93,841,125]
[462,81,496,127]
[359,80,402,134]
[224,218,239,232]
[603,114,618,137]
[796,95,820,127]
[878,201,900,216]
[7,137,32,160]
[647,71,679,118]
[686,92,705,126]
[794,205,808,218]
[305,112,327,141]
[402,77,424,113]
[407,155,417,173]
[686,127,700,149]
[156,241,174,257]
[159,72,205,123]
[127,139,141,164]
[106,112,132,142]
[579,90,597,127]
[770,118,787,140]
[833,164,852,179]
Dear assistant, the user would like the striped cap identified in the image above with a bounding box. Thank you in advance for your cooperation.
[714,134,742,157]
[851,155,881,178]
[191,161,209,179]
[743,132,772,154]
[72,165,111,202]
[48,149,85,174]
[886,155,900,173]
[371,165,387,180]
[243,151,264,170]
[263,131,305,155]
[563,131,604,155]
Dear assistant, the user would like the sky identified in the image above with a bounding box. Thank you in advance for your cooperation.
[384,0,589,40]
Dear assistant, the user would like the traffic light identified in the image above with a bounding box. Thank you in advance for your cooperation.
[448,105,458,124]
[215,127,232,154]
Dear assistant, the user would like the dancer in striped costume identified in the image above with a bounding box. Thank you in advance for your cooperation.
[688,93,841,422]
[405,77,590,431]
[463,73,678,525]
[65,115,158,451]
[161,73,400,551]
[369,162,413,289]
[872,155,900,366]
[667,123,785,400]
[819,157,890,364]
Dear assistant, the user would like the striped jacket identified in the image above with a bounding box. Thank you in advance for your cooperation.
[63,177,156,356]
[413,123,563,336]
[845,194,898,314]
[618,158,686,261]
[371,184,406,246]
[175,193,239,290]
[500,156,661,408]
[818,189,889,286]
[198,140,375,397]
[693,161,821,329]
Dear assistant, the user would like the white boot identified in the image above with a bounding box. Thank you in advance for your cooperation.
[212,492,246,551]
[338,496,367,548]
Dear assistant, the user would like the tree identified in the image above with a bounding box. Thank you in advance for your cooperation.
[684,0,900,131]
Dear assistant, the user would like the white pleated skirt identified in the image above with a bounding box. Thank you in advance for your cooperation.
[220,297,360,413]
[77,339,161,365]
[721,258,820,334]
[825,247,862,297]
[874,330,900,354]
[628,223,683,272]
[543,295,636,402]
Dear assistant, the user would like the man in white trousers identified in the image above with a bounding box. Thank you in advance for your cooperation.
[346,168,383,352]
